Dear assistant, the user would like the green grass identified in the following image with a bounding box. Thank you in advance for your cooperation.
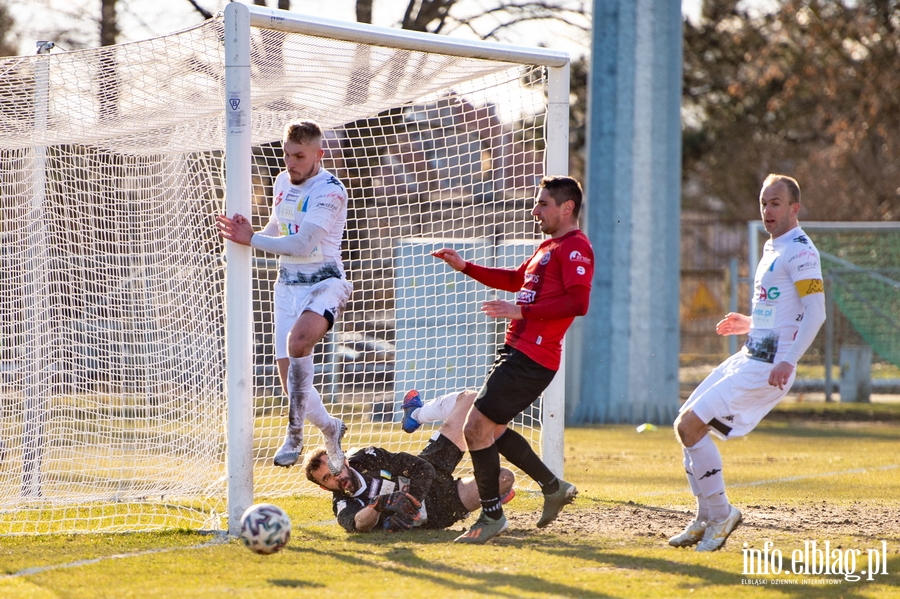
[2,414,899,598]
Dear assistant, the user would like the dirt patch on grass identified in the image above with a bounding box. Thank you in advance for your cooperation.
[506,502,900,543]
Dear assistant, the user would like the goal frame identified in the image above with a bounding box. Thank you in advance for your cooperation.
[223,3,571,534]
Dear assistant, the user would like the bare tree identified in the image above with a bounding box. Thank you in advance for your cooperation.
[0,1,18,57]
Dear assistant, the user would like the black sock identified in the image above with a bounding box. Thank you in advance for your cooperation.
[495,428,558,494]
[470,445,503,519]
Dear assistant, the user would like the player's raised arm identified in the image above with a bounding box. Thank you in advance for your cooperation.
[431,248,466,271]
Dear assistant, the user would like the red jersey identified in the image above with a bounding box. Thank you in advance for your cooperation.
[463,229,593,370]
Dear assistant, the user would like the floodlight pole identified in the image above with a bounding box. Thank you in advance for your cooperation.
[224,2,255,536]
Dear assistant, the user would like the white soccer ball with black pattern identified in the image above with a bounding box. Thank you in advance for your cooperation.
[238,503,292,555]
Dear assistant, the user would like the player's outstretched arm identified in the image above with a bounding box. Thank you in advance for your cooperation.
[715,312,751,336]
[431,248,466,271]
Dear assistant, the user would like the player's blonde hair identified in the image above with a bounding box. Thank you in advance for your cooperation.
[762,174,801,204]
[284,120,323,146]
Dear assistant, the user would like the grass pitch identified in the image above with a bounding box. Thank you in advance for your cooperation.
[2,403,899,598]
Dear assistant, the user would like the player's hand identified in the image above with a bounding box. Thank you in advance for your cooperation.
[431,248,466,272]
[768,361,794,390]
[369,492,421,518]
[715,312,751,336]
[482,300,523,320]
[215,213,254,246]
[383,513,415,532]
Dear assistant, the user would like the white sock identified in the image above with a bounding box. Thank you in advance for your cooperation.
[286,355,315,436]
[413,392,458,423]
[304,387,336,431]
[685,435,730,521]
[683,447,709,522]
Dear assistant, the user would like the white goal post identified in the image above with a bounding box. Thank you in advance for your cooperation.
[0,4,570,535]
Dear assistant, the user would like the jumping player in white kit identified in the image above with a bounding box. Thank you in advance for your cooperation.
[671,174,826,551]
[216,120,352,475]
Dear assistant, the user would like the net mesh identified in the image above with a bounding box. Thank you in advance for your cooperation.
[0,17,550,533]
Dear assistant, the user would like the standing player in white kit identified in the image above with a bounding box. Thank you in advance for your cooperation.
[216,120,352,475]
[671,174,826,551]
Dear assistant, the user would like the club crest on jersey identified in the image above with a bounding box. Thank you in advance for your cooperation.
[539,251,551,265]
[568,250,591,264]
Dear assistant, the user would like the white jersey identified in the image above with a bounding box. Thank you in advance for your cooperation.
[745,226,823,364]
[262,168,348,279]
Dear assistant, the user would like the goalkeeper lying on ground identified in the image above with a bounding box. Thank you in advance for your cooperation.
[302,390,515,532]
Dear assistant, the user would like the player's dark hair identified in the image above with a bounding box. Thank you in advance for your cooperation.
[762,173,801,204]
[302,447,329,484]
[540,175,583,218]
[284,120,323,146]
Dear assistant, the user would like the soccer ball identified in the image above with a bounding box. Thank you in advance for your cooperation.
[238,503,292,555]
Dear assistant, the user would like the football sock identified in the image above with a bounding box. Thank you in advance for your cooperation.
[470,444,503,519]
[413,392,458,423]
[685,434,729,521]
[683,447,710,522]
[495,428,558,493]
[286,356,315,440]
[303,387,334,431]
[707,490,731,522]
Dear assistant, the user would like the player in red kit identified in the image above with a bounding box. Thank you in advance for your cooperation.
[431,175,593,544]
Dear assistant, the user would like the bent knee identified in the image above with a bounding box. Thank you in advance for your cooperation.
[457,390,477,406]
[675,410,706,447]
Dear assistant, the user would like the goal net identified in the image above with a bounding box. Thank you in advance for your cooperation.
[0,5,569,534]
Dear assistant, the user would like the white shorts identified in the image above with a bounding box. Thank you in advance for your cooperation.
[273,277,353,360]
[679,350,795,440]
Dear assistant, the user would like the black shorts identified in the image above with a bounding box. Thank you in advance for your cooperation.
[418,434,469,529]
[474,345,557,425]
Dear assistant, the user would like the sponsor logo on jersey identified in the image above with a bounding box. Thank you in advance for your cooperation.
[524,273,540,284]
[517,289,536,304]
[723,415,734,422]
[326,176,345,190]
[568,250,592,264]
[796,260,819,272]
[789,249,817,262]
[314,195,341,213]
[539,251,551,265]
[759,286,780,300]
[793,235,810,245]
[274,191,284,206]
[768,258,777,272]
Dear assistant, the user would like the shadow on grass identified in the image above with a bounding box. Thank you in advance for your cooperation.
[290,512,900,598]
[287,540,612,598]
[755,423,900,441]
[270,579,325,589]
